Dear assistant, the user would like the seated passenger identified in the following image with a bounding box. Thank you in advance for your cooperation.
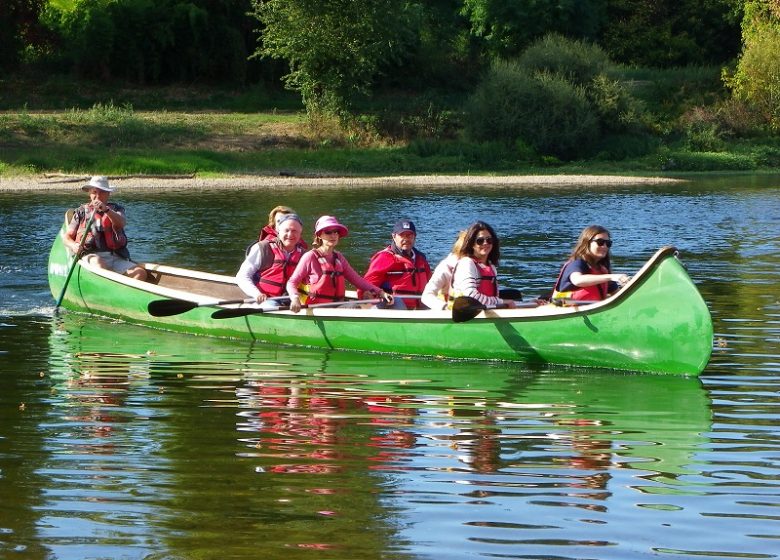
[361,219,431,309]
[552,225,630,302]
[237,213,306,305]
[286,216,392,313]
[421,231,466,310]
[450,221,519,309]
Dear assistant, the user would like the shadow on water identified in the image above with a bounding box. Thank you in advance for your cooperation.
[2,313,714,559]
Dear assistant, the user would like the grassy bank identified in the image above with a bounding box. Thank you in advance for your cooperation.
[2,78,780,178]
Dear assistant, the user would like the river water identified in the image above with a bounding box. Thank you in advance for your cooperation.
[1,176,779,559]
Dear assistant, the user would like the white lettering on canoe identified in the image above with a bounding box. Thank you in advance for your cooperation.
[49,263,69,277]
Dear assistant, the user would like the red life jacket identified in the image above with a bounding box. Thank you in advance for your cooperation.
[305,251,346,304]
[75,205,128,254]
[373,246,430,309]
[258,224,278,243]
[255,240,305,297]
[474,260,498,297]
[552,260,609,301]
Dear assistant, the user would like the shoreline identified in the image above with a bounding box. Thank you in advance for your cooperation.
[0,173,685,192]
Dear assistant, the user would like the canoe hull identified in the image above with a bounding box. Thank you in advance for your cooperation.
[49,224,713,376]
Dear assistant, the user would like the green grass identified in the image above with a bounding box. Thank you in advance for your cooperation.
[2,74,780,178]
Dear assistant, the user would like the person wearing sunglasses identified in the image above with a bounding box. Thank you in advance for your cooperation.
[449,221,519,309]
[286,215,392,312]
[551,225,631,303]
[361,219,432,310]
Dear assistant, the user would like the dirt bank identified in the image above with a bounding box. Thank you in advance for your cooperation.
[0,173,684,192]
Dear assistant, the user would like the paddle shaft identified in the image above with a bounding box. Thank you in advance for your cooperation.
[55,211,96,310]
[212,298,381,319]
[147,296,288,317]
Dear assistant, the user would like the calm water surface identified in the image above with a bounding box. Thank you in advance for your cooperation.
[1,176,779,559]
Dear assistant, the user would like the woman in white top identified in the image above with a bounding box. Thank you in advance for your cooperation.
[450,221,518,309]
[421,231,466,310]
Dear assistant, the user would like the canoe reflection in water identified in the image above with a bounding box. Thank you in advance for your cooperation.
[46,314,712,535]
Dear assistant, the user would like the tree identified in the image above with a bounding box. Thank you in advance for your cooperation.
[599,0,741,66]
[460,0,607,59]
[252,0,417,115]
[0,0,46,71]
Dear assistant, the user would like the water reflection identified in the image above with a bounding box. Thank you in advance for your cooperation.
[31,314,721,558]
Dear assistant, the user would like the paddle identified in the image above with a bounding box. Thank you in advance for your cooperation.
[498,288,523,300]
[147,296,287,317]
[54,211,96,311]
[451,296,540,323]
[211,298,381,319]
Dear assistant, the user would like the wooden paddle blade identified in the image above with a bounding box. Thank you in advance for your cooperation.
[451,296,486,323]
[211,307,261,319]
[498,288,523,300]
[147,299,198,317]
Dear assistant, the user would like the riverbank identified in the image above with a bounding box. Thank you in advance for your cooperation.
[0,173,685,192]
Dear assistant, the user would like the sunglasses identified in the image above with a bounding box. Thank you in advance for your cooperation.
[591,238,613,247]
[321,229,341,235]
[475,237,494,246]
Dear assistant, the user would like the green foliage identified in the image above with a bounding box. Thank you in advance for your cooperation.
[517,33,610,86]
[588,74,649,133]
[727,22,780,130]
[658,149,758,171]
[253,0,417,115]
[460,0,607,58]
[40,0,254,84]
[464,60,598,160]
[678,106,727,151]
[599,0,741,67]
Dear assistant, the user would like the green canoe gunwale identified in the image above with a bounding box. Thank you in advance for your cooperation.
[48,216,714,376]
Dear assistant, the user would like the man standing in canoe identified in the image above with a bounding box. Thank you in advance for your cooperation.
[63,175,147,281]
[361,218,432,309]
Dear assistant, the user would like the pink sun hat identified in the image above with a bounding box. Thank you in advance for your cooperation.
[314,215,349,238]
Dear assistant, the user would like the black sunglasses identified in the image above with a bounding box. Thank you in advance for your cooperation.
[475,237,494,246]
[591,238,613,247]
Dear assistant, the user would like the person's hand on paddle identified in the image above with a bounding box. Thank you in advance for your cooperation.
[501,299,518,309]
[289,296,302,313]
[371,290,393,306]
[613,274,630,287]
[254,292,268,303]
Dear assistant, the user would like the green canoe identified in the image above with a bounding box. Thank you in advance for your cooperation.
[48,213,713,375]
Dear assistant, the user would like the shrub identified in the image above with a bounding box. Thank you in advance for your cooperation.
[678,106,726,151]
[588,74,649,134]
[517,33,610,86]
[464,61,598,160]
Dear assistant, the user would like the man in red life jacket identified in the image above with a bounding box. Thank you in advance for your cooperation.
[64,176,147,281]
[361,219,432,309]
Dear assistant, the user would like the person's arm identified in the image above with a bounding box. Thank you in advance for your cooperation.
[102,202,127,230]
[452,258,502,308]
[286,251,316,312]
[342,256,391,302]
[236,242,273,300]
[421,258,452,310]
[359,250,392,298]
[569,269,630,288]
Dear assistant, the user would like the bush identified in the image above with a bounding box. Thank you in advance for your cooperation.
[517,33,610,86]
[588,74,649,134]
[678,106,726,152]
[464,61,598,160]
